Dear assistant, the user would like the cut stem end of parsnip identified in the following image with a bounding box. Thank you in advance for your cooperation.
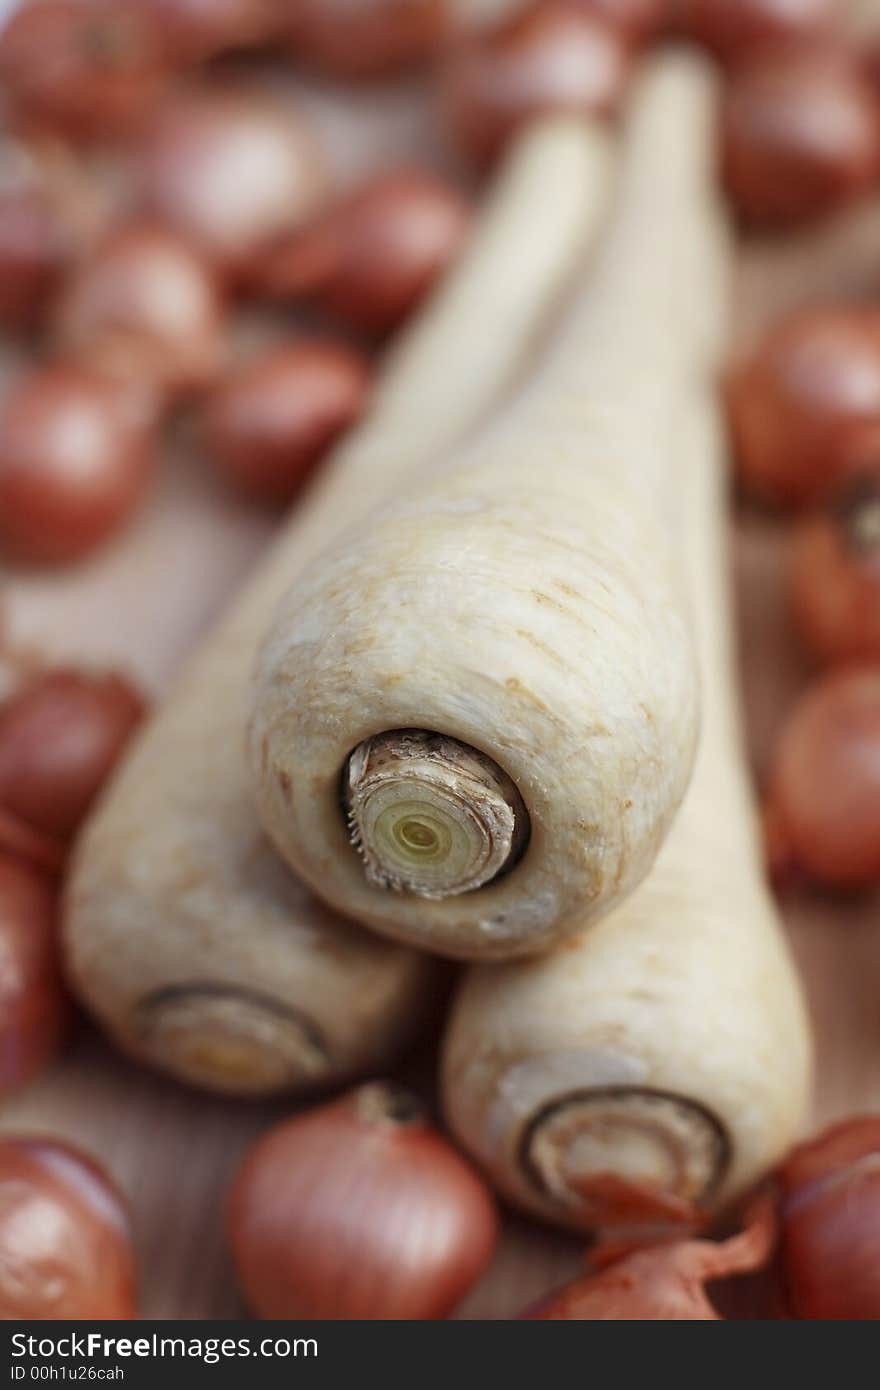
[343,729,529,899]
[135,985,329,1096]
[521,1089,729,1218]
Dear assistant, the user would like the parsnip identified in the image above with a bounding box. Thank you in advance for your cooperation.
[64,118,611,1096]
[442,396,813,1231]
[250,52,728,961]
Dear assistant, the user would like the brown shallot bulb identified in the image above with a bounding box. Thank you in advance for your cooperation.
[452,0,533,29]
[202,341,372,503]
[0,0,169,141]
[726,306,880,509]
[0,157,70,330]
[458,0,665,44]
[229,1082,498,1319]
[285,0,450,79]
[0,134,100,329]
[441,1,631,167]
[0,188,68,328]
[0,857,66,1093]
[145,0,277,63]
[764,666,880,887]
[257,171,471,335]
[721,45,879,228]
[0,809,66,877]
[576,0,669,44]
[524,1196,776,1319]
[0,669,146,844]
[781,1117,880,1320]
[791,474,880,664]
[52,222,226,401]
[862,41,880,103]
[137,89,325,281]
[0,1137,136,1318]
[0,364,157,566]
[676,0,838,66]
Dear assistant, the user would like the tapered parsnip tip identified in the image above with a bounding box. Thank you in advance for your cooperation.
[344,729,529,898]
[523,1090,729,1217]
[135,986,329,1096]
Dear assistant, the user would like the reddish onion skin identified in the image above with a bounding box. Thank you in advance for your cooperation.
[784,1117,880,1197]
[539,1172,704,1243]
[0,1137,136,1318]
[726,307,880,509]
[0,669,146,844]
[0,187,70,328]
[863,41,880,103]
[721,46,879,228]
[676,0,838,65]
[441,1,631,167]
[0,134,103,328]
[0,857,66,1094]
[0,809,66,878]
[146,0,277,62]
[257,171,471,335]
[762,795,797,886]
[137,90,324,280]
[52,223,226,400]
[764,666,880,887]
[285,0,450,79]
[791,475,880,665]
[781,1117,880,1320]
[202,341,372,503]
[576,0,670,44]
[524,1197,776,1320]
[228,1083,498,1319]
[0,365,157,566]
[0,0,169,141]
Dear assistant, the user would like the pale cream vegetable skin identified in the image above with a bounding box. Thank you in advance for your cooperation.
[64,119,612,1096]
[442,397,813,1231]
[249,52,726,961]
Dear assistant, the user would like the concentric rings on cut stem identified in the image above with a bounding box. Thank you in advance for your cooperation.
[344,729,529,898]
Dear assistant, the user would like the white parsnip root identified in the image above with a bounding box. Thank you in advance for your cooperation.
[64,119,611,1096]
[249,52,728,961]
[442,396,813,1232]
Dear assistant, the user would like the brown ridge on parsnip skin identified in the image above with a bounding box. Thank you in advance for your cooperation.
[64,118,612,1097]
[442,395,812,1234]
[249,52,724,962]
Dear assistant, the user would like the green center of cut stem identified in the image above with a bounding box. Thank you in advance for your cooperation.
[391,811,448,858]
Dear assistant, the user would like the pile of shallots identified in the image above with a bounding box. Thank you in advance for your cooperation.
[0,0,878,1325]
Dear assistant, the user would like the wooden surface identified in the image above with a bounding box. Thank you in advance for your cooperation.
[2,71,880,1321]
